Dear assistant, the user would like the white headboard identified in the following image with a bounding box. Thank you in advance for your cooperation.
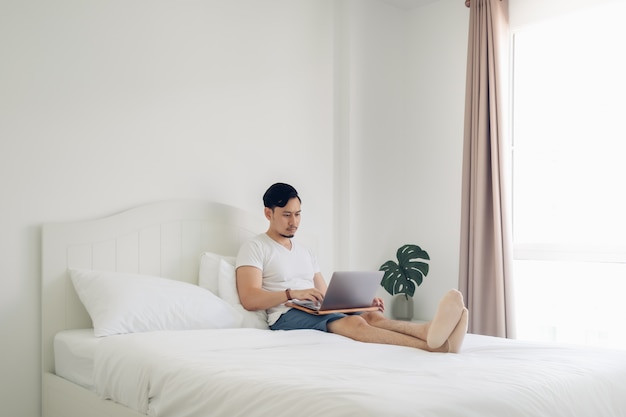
[41,200,266,374]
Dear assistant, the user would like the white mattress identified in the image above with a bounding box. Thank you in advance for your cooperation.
[54,329,100,390]
[51,328,626,417]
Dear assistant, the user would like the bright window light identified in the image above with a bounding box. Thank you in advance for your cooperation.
[512,2,626,349]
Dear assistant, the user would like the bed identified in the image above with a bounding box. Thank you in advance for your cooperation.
[41,200,626,417]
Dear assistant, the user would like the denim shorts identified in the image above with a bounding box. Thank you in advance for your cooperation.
[270,308,349,332]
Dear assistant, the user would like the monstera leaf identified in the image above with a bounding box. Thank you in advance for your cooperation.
[379,244,430,298]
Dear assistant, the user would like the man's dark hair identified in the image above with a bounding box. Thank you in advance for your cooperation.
[263,183,301,209]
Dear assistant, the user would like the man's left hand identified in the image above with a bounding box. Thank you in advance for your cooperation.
[372,297,384,312]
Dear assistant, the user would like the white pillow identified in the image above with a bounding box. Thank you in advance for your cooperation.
[217,259,269,329]
[198,252,236,294]
[69,268,243,337]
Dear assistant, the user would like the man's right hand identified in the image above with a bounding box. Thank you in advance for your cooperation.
[290,288,324,303]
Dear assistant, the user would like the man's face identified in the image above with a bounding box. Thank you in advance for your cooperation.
[266,197,301,239]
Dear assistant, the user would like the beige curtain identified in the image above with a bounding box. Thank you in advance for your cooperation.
[459,0,515,338]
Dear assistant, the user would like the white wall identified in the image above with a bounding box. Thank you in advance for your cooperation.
[342,0,469,320]
[404,0,468,319]
[0,2,334,416]
[0,0,469,415]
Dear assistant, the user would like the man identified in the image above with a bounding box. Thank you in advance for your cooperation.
[236,182,468,353]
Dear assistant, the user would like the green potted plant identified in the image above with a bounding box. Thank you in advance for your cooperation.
[379,244,430,320]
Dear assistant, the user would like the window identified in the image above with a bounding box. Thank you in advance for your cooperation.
[512,2,626,348]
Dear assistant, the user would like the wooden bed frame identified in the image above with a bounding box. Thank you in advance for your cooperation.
[41,200,267,417]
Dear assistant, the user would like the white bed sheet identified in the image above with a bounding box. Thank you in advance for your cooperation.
[54,329,100,390]
[86,328,626,417]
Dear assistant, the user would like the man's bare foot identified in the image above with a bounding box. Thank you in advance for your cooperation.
[427,289,465,349]
[446,308,468,353]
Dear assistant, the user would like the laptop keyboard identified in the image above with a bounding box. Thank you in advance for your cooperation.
[292,300,322,311]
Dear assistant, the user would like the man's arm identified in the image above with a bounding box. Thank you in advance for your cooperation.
[236,266,288,311]
[313,272,328,294]
[236,266,325,312]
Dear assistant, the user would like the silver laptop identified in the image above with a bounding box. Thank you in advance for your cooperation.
[291,271,383,313]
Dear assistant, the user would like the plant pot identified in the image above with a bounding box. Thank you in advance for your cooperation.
[391,294,414,320]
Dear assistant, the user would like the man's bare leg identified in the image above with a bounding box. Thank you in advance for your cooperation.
[327,289,467,353]
[360,289,466,349]
[360,311,430,340]
[327,315,448,352]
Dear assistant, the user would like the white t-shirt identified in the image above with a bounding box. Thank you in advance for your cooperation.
[236,233,319,325]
